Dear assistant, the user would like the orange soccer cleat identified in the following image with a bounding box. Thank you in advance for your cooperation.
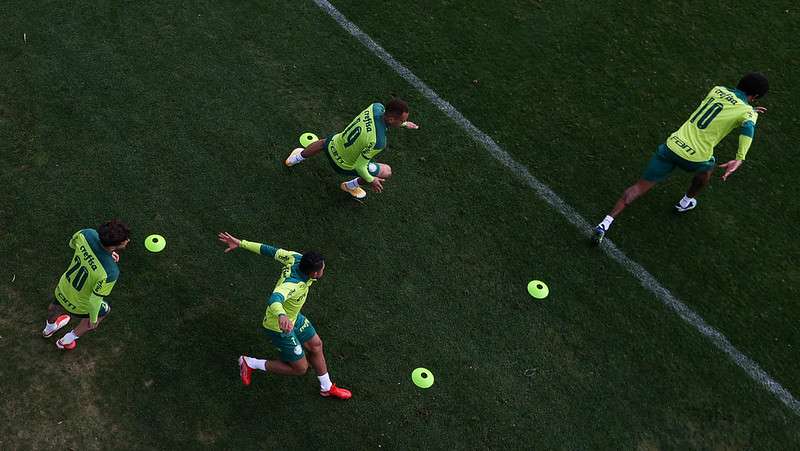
[320,383,352,400]
[238,356,253,386]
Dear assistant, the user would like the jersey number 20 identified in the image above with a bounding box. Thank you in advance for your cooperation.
[65,256,89,291]
[690,98,724,130]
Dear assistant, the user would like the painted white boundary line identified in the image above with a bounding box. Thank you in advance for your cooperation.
[312,0,800,415]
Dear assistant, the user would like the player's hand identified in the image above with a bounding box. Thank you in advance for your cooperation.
[111,251,120,263]
[218,232,241,252]
[754,106,767,114]
[401,121,419,130]
[278,315,293,333]
[370,177,385,193]
[719,159,742,181]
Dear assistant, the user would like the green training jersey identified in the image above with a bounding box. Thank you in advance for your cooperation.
[55,229,119,323]
[666,86,759,162]
[327,103,388,182]
[240,240,316,333]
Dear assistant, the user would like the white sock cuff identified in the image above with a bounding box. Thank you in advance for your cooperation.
[61,331,78,344]
[318,372,332,391]
[244,357,267,372]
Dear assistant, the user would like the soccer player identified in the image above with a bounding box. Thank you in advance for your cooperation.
[217,231,352,400]
[43,220,130,350]
[592,72,769,243]
[284,98,419,199]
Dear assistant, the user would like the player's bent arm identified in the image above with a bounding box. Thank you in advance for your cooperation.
[354,154,375,183]
[240,240,278,257]
[267,293,287,317]
[87,293,104,327]
[736,121,756,161]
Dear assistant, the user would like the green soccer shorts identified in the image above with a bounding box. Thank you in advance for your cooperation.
[263,314,317,362]
[642,143,716,182]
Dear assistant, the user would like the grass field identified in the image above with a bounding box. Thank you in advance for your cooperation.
[2,1,799,449]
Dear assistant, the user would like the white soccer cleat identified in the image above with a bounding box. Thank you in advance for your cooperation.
[340,182,367,199]
[674,198,697,213]
[285,148,305,167]
[42,314,71,338]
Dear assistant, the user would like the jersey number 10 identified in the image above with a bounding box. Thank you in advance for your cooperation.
[690,98,724,130]
[343,119,362,147]
[65,256,89,291]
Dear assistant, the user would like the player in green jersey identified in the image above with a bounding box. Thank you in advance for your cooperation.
[218,231,352,400]
[43,220,130,350]
[284,98,419,199]
[592,73,769,243]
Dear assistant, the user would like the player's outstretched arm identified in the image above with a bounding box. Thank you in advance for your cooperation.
[719,160,743,181]
[218,232,241,253]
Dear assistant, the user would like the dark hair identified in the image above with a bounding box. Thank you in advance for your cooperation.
[98,219,131,246]
[737,72,769,99]
[299,251,325,275]
[385,98,409,117]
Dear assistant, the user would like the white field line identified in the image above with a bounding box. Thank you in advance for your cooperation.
[312,0,800,415]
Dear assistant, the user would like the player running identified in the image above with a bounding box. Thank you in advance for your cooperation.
[284,98,419,199]
[43,220,130,349]
[218,232,351,400]
[592,72,769,243]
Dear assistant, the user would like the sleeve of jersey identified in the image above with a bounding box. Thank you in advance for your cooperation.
[69,231,82,249]
[736,118,757,161]
[240,240,278,257]
[267,291,287,317]
[354,144,377,182]
[88,294,103,324]
[93,278,117,297]
[274,248,299,265]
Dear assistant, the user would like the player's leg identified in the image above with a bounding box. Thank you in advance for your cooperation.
[297,318,351,399]
[592,179,658,244]
[610,179,658,218]
[286,138,326,167]
[675,157,716,213]
[341,162,388,199]
[238,327,309,385]
[592,145,673,243]
[43,299,71,338]
[56,302,110,350]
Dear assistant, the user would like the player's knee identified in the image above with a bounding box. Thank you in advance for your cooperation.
[622,186,639,205]
[292,360,309,375]
[380,164,392,179]
[307,337,323,354]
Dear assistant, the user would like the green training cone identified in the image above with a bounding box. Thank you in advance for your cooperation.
[145,234,166,253]
[411,367,435,389]
[299,132,319,147]
[527,280,549,299]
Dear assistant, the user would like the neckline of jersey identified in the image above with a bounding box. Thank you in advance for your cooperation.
[728,87,750,104]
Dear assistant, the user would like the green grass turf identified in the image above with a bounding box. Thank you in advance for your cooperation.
[1,0,799,449]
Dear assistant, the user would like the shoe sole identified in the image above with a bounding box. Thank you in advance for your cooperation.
[43,316,71,338]
[56,340,76,350]
[340,184,366,199]
[320,392,352,400]
[285,149,304,167]
[238,356,251,386]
